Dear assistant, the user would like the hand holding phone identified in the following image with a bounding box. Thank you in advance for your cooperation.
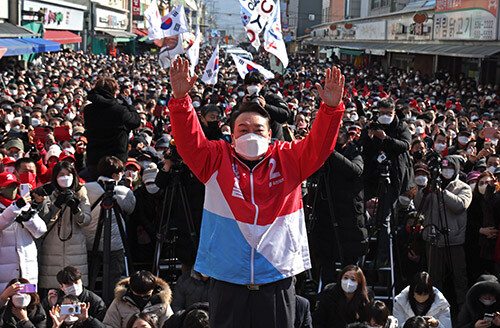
[60,304,81,315]
[20,184,30,198]
[18,284,37,293]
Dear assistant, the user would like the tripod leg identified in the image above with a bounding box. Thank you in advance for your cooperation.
[102,207,112,304]
[113,205,135,277]
[178,183,198,244]
[89,207,105,290]
[152,186,176,276]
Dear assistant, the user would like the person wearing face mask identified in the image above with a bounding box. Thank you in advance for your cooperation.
[0,279,47,328]
[123,159,142,190]
[313,265,371,328]
[48,294,94,328]
[411,140,428,164]
[232,70,291,141]
[0,172,47,293]
[83,77,141,182]
[458,275,500,328]
[199,105,223,141]
[128,163,163,263]
[37,162,91,291]
[82,156,136,303]
[43,266,106,327]
[466,171,500,278]
[449,131,473,155]
[309,127,368,286]
[169,57,345,328]
[393,272,451,328]
[103,270,173,328]
[5,138,25,161]
[414,155,472,308]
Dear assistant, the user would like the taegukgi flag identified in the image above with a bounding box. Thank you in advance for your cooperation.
[201,45,220,85]
[231,54,274,80]
[160,5,189,38]
[263,0,288,68]
[187,25,201,76]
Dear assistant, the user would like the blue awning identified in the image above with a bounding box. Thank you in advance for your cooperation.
[0,38,34,56]
[21,38,60,53]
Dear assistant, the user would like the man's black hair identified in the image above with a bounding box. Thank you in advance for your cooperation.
[129,270,156,295]
[14,158,35,172]
[244,71,265,85]
[201,104,221,117]
[56,266,82,285]
[403,316,428,328]
[378,97,395,110]
[97,156,124,178]
[229,102,271,132]
[183,309,209,328]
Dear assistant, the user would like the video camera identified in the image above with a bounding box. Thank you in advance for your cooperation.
[424,149,442,180]
[163,140,185,172]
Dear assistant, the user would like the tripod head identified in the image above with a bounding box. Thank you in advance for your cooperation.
[100,180,116,209]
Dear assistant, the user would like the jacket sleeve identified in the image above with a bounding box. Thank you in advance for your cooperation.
[88,291,107,322]
[170,277,186,313]
[281,101,345,181]
[168,96,223,183]
[0,202,24,230]
[75,187,92,227]
[456,306,474,328]
[122,105,141,131]
[264,94,290,123]
[23,213,47,239]
[117,187,136,215]
[442,184,472,214]
[381,123,411,156]
[328,151,363,179]
[102,300,121,328]
[392,300,407,328]
[436,307,452,328]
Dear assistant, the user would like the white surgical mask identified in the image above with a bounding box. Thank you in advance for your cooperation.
[12,294,31,308]
[234,133,269,160]
[415,175,428,187]
[341,279,358,293]
[192,101,201,108]
[64,315,79,324]
[487,166,496,174]
[66,112,76,121]
[434,143,446,152]
[238,91,245,97]
[480,297,496,306]
[57,175,74,188]
[247,85,261,95]
[31,118,40,127]
[55,103,64,110]
[442,168,455,179]
[378,115,393,125]
[5,113,14,122]
[145,184,160,194]
[415,126,425,135]
[469,183,476,190]
[471,115,479,121]
[458,136,469,145]
[350,113,359,121]
[479,184,488,195]
[64,283,83,296]
[10,89,18,96]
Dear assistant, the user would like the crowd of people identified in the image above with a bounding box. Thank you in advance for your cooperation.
[0,44,498,327]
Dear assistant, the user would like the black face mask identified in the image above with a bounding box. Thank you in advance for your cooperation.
[131,294,151,309]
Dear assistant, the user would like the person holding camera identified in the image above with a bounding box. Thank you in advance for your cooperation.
[458,275,500,328]
[393,272,451,328]
[83,77,141,181]
[414,155,472,308]
[234,70,291,141]
[0,172,47,293]
[83,156,136,301]
[49,294,97,328]
[0,278,47,328]
[37,162,92,290]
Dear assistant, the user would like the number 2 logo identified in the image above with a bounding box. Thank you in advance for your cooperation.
[269,158,281,180]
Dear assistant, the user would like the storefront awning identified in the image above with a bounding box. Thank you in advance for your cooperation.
[44,30,82,44]
[0,22,38,38]
[133,28,148,37]
[307,40,500,58]
[22,38,61,53]
[97,29,137,39]
[0,38,35,56]
[339,48,364,56]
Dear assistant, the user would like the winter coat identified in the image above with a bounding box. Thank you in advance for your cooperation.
[295,295,313,328]
[393,286,451,328]
[38,185,92,289]
[414,165,472,247]
[0,202,47,292]
[82,177,136,252]
[0,302,47,328]
[457,275,500,328]
[311,141,368,259]
[169,95,344,285]
[171,270,209,313]
[103,277,174,328]
[84,87,141,165]
[360,115,414,198]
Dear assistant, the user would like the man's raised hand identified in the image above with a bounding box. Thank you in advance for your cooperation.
[315,67,345,108]
[169,57,198,99]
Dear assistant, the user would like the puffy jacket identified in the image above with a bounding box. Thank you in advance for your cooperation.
[103,277,173,328]
[393,286,451,328]
[457,275,500,328]
[84,87,141,165]
[0,202,47,292]
[38,186,92,289]
[83,177,136,252]
[171,270,209,313]
[169,95,344,285]
[0,302,47,328]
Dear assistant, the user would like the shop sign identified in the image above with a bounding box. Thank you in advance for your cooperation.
[95,7,128,29]
[23,0,85,30]
[355,21,385,40]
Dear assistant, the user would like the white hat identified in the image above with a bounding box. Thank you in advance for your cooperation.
[45,144,62,162]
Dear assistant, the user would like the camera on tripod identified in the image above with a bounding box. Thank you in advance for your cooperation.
[163,140,185,173]
[424,150,442,181]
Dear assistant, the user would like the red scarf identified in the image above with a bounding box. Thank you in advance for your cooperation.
[0,194,19,208]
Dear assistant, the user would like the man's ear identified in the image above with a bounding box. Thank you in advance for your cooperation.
[267,129,272,143]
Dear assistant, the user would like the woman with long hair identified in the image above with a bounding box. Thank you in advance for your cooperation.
[313,265,371,328]
[0,278,47,327]
[393,272,451,328]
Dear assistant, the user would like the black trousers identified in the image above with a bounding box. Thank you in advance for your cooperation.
[209,277,295,328]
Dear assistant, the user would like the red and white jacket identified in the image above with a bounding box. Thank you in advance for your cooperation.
[169,95,344,285]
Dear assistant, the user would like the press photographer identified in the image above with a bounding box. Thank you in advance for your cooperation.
[414,155,472,308]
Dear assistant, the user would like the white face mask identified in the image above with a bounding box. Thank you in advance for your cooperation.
[192,101,201,108]
[469,183,476,190]
[487,166,496,174]
[442,168,455,180]
[55,103,64,110]
[480,297,496,306]
[12,294,31,308]
[234,133,269,160]
[145,184,160,194]
[64,283,83,296]
[247,85,261,96]
[10,89,18,96]
[415,175,428,187]
[31,118,40,127]
[341,278,358,293]
[415,126,425,135]
[5,113,14,123]
[378,114,393,125]
[478,183,488,195]
[434,143,446,151]
[399,195,411,207]
[238,91,245,97]
[126,170,138,181]
[64,315,79,324]
[458,136,470,145]
[350,113,359,121]
[57,175,74,188]
[66,112,76,121]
